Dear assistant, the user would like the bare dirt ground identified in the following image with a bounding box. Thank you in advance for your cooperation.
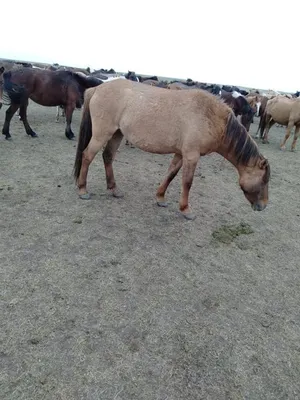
[0,101,300,400]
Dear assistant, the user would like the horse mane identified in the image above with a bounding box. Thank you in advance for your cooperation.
[225,112,261,165]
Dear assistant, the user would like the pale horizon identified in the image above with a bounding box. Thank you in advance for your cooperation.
[1,0,298,93]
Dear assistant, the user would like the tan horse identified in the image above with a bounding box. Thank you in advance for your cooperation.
[73,80,270,220]
[259,96,300,151]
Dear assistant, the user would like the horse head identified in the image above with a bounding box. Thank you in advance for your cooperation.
[239,158,270,211]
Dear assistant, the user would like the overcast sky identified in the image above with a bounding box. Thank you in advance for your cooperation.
[1,0,297,92]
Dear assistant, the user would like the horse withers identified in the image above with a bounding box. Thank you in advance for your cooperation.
[73,80,270,220]
[1,67,102,140]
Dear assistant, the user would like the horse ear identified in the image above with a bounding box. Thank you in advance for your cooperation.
[0,66,4,73]
[259,158,268,169]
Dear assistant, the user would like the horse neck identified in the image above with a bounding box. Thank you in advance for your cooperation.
[216,115,260,173]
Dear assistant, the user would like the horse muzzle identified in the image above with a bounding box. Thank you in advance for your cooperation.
[251,202,267,211]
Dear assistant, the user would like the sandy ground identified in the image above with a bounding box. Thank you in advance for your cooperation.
[0,101,299,400]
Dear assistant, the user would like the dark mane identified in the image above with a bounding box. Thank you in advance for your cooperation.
[263,159,271,183]
[225,112,260,165]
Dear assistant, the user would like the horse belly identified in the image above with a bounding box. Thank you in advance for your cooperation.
[121,126,179,154]
[269,103,291,125]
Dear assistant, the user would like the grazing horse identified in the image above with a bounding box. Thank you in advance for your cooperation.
[259,96,300,151]
[220,90,256,132]
[73,80,270,220]
[0,66,5,109]
[1,68,102,140]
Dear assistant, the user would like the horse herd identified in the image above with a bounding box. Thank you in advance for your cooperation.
[0,61,297,220]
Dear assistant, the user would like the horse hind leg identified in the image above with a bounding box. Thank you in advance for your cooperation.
[280,121,294,150]
[65,103,76,140]
[102,129,124,198]
[156,153,183,207]
[77,130,116,199]
[262,118,275,144]
[2,103,20,140]
[179,151,200,220]
[280,121,297,151]
[19,100,37,137]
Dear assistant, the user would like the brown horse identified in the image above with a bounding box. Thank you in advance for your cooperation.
[1,68,102,140]
[73,80,270,220]
[259,96,300,151]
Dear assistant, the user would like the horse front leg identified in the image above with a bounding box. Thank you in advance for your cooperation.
[102,129,124,198]
[64,103,76,140]
[2,103,20,140]
[179,152,200,220]
[19,100,38,137]
[291,125,300,152]
[156,153,183,207]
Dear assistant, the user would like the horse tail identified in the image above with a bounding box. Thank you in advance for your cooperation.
[73,87,97,180]
[2,71,26,105]
[259,109,267,138]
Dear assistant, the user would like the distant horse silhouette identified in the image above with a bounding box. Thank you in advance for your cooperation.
[0,66,4,109]
[73,80,270,220]
[1,68,102,140]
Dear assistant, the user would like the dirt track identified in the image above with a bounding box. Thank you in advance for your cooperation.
[0,101,300,400]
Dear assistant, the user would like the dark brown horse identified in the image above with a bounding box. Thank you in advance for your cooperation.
[220,90,256,132]
[1,68,102,140]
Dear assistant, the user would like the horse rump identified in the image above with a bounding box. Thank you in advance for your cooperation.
[2,71,27,105]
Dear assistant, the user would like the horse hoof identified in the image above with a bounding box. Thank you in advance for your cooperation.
[110,188,124,198]
[157,201,168,207]
[79,192,91,200]
[178,211,196,220]
[280,146,286,151]
[66,132,75,140]
[5,136,12,141]
[290,148,296,152]
[30,132,38,138]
